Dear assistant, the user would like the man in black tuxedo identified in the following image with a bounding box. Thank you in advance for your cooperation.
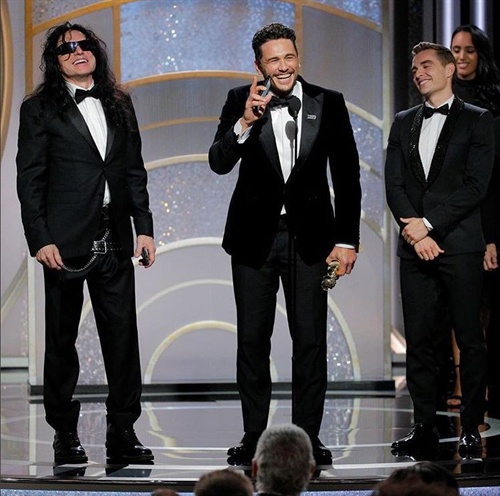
[252,424,315,496]
[16,23,155,464]
[385,42,494,456]
[209,23,361,466]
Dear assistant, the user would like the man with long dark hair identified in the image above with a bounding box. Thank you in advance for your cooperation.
[16,22,155,464]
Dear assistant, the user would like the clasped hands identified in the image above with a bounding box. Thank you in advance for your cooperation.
[400,217,444,261]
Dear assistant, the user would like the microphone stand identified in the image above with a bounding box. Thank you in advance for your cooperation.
[288,96,301,169]
[286,96,301,422]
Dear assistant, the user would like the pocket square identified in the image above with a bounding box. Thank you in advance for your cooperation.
[307,114,316,120]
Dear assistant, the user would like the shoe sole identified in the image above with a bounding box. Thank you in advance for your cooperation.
[106,454,154,463]
[54,455,88,464]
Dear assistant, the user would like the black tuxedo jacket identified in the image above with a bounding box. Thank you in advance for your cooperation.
[16,93,153,259]
[385,98,494,258]
[209,76,361,267]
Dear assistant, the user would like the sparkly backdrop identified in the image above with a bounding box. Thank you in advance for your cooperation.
[25,0,388,392]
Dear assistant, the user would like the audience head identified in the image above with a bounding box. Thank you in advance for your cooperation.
[372,461,459,496]
[152,490,181,496]
[194,468,253,496]
[252,424,315,496]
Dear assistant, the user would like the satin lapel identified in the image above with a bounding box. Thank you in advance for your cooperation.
[105,121,115,158]
[67,103,101,158]
[295,90,322,173]
[426,98,464,186]
[258,112,283,179]
[408,105,427,188]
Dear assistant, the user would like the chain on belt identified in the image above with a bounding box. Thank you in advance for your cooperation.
[62,229,121,273]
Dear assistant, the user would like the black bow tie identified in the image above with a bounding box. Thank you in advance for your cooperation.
[423,104,449,119]
[74,86,102,104]
[268,95,294,108]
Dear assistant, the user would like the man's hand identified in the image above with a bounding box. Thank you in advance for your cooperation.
[135,235,156,268]
[484,243,498,271]
[326,246,357,277]
[240,76,272,131]
[400,217,429,245]
[413,237,444,261]
[36,244,64,270]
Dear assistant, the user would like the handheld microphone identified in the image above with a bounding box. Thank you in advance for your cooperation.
[252,77,272,114]
[287,96,301,119]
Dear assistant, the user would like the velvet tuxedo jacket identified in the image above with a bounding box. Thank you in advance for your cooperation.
[385,98,494,259]
[209,76,361,268]
[16,93,153,259]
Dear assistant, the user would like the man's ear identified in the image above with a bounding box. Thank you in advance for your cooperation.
[309,462,316,479]
[252,459,258,478]
[446,61,456,79]
[254,60,263,76]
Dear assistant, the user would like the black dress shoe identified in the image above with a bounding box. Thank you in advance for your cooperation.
[106,426,154,462]
[310,436,332,466]
[391,423,439,454]
[458,427,482,455]
[226,432,260,465]
[53,431,88,464]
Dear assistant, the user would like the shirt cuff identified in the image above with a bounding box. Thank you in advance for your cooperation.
[422,217,433,231]
[335,243,356,249]
[234,120,251,143]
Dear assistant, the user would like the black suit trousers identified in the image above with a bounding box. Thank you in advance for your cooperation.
[400,252,486,429]
[42,252,142,432]
[231,217,328,438]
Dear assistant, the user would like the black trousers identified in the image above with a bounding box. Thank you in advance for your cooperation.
[400,252,486,429]
[42,249,142,433]
[231,217,328,438]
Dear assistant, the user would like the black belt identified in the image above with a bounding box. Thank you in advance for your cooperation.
[62,225,121,273]
[92,239,122,254]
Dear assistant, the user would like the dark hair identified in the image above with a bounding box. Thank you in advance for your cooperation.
[451,24,500,114]
[412,42,456,68]
[372,461,459,496]
[31,22,135,129]
[194,469,253,496]
[252,23,298,61]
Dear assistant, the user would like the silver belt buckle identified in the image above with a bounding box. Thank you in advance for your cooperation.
[93,240,107,254]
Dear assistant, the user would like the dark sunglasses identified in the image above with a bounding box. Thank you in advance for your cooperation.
[55,39,94,56]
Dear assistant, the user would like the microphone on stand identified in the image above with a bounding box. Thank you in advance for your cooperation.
[287,96,301,120]
[287,96,301,166]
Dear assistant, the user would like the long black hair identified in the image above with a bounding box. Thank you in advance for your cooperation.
[31,22,135,129]
[451,24,500,115]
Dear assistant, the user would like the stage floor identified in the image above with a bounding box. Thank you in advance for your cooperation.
[1,372,500,493]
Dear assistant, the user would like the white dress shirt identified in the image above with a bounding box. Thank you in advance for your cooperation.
[419,95,454,230]
[234,81,303,213]
[419,95,455,178]
[66,81,110,205]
